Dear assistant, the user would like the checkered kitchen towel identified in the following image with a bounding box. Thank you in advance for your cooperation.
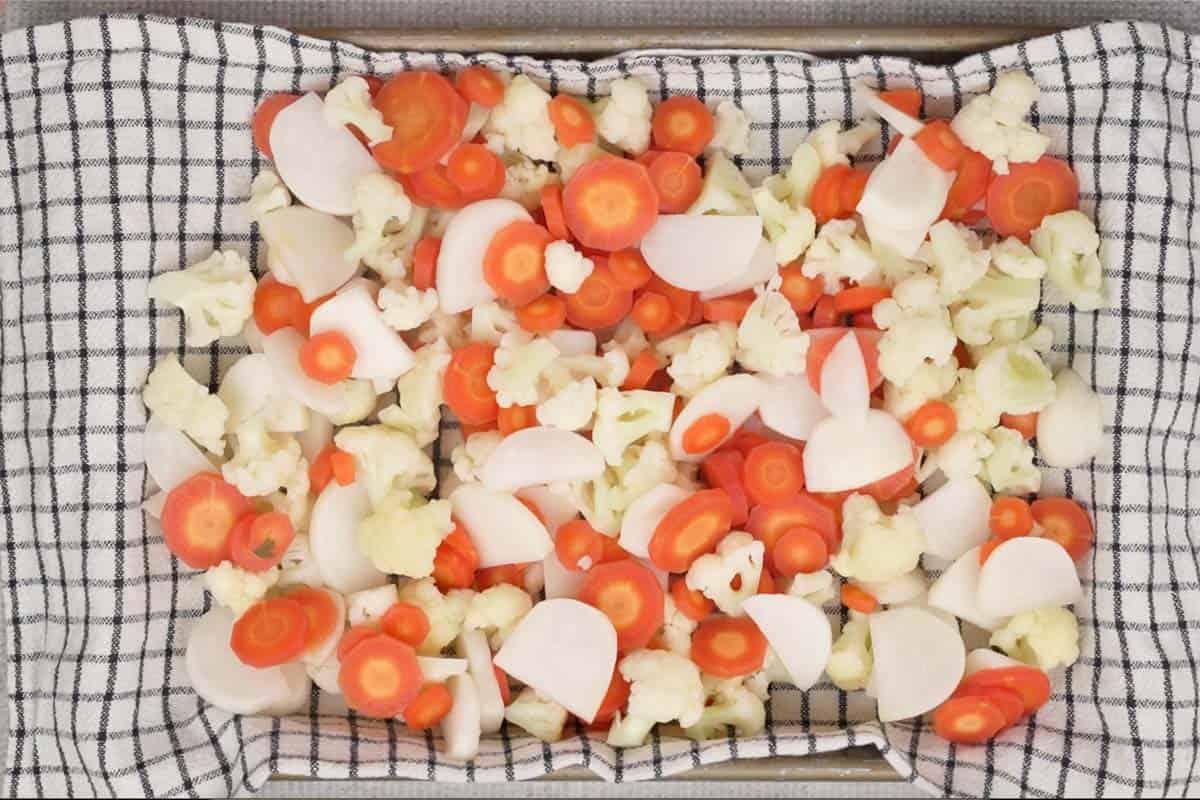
[1,13,1198,798]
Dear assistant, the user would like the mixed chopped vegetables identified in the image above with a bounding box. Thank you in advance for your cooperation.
[144,65,1107,757]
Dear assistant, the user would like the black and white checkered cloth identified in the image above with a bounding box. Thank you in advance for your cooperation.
[0,13,1197,798]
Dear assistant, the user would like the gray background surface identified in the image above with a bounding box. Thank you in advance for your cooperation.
[2,1,1195,797]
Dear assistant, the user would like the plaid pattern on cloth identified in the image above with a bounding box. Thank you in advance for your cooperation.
[0,13,1197,798]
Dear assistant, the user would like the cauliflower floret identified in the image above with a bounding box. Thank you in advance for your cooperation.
[245,169,291,222]
[873,276,958,388]
[544,240,595,294]
[661,593,699,656]
[488,330,561,408]
[685,532,765,615]
[571,436,677,533]
[334,425,437,505]
[785,141,822,207]
[689,153,755,216]
[323,75,393,145]
[346,583,400,626]
[946,368,1003,432]
[983,426,1042,495]
[608,649,706,747]
[484,75,558,161]
[952,272,1042,346]
[990,606,1080,670]
[148,250,255,348]
[326,379,378,426]
[826,613,873,691]
[221,417,302,496]
[357,489,454,578]
[416,308,469,350]
[990,236,1047,279]
[203,561,279,616]
[378,284,438,332]
[556,141,607,182]
[590,388,675,466]
[951,72,1049,173]
[505,688,569,742]
[499,153,559,211]
[1030,210,1105,311]
[753,183,817,264]
[830,494,925,583]
[684,678,766,740]
[973,343,1056,415]
[736,288,810,376]
[450,430,503,483]
[786,568,837,606]
[143,355,229,454]
[924,429,994,481]
[359,204,429,282]
[265,455,312,533]
[554,348,631,389]
[801,219,880,288]
[396,577,476,656]
[537,376,598,431]
[378,338,451,446]
[463,583,533,649]
[663,323,737,398]
[708,100,751,155]
[807,119,881,167]
[924,220,991,303]
[344,173,414,267]
[595,77,652,154]
[882,359,960,420]
[467,301,518,345]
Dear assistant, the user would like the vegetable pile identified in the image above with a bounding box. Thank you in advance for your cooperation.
[144,67,1108,757]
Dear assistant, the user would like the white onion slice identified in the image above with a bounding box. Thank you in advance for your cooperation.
[926,547,1007,631]
[670,373,765,461]
[802,410,914,492]
[494,599,617,722]
[258,206,357,302]
[912,477,993,561]
[218,353,308,433]
[542,548,588,600]
[856,138,953,259]
[308,283,415,382]
[186,608,292,715]
[699,237,778,300]
[964,648,1025,677]
[262,328,356,418]
[819,330,870,419]
[308,481,388,594]
[449,483,553,568]
[516,485,581,534]
[456,629,505,734]
[260,663,313,716]
[757,374,829,441]
[858,570,928,606]
[743,594,831,691]
[441,673,482,761]
[418,656,469,683]
[640,214,764,292]
[437,199,531,313]
[305,655,341,695]
[1037,368,1105,468]
[268,92,381,216]
[481,427,605,492]
[869,606,965,722]
[143,415,215,493]
[862,86,925,136]
[977,537,1083,618]
[619,484,690,560]
[296,413,334,463]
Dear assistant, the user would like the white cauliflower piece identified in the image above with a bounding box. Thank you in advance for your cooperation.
[983,426,1042,495]
[595,77,653,154]
[925,430,994,481]
[378,284,438,331]
[946,368,1003,432]
[736,288,810,376]
[245,168,290,221]
[359,204,429,282]
[326,379,378,426]
[873,276,958,387]
[148,250,255,347]
[468,301,519,345]
[806,119,880,167]
[537,376,598,431]
[951,71,1050,172]
[323,75,393,145]
[785,141,822,208]
[753,184,817,264]
[685,532,765,616]
[1031,210,1105,311]
[684,678,766,740]
[277,533,322,587]
[786,569,837,606]
[346,584,400,626]
[661,593,699,656]
[952,272,1042,347]
[544,240,594,294]
[203,562,279,616]
[664,323,736,398]
[590,388,675,466]
[484,75,558,161]
[462,101,490,141]
[221,417,302,497]
[357,489,454,578]
[266,459,312,536]
[990,606,1080,670]
[882,359,960,420]
[450,431,503,483]
[143,355,229,454]
[990,236,1048,279]
[344,172,414,267]
[801,218,880,287]
[571,437,677,533]
[487,330,560,408]
[334,425,437,505]
[416,308,469,349]
[395,577,476,656]
[925,220,990,303]
[972,343,1056,415]
[688,153,755,216]
[830,494,925,583]
[499,153,559,211]
[554,348,631,389]
[378,337,451,447]
[505,688,569,742]
[610,649,706,747]
[708,100,751,155]
[463,583,533,649]
[826,613,873,691]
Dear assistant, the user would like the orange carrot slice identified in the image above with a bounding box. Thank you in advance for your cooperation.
[443,342,499,425]
[669,575,715,622]
[555,519,605,572]
[231,597,309,668]
[299,331,356,384]
[989,496,1034,540]
[690,616,767,678]
[412,237,442,291]
[577,560,665,652]
[1031,497,1094,561]
[230,511,295,573]
[548,94,596,147]
[483,221,553,306]
[607,248,653,290]
[772,526,829,576]
[455,65,505,107]
[404,682,454,730]
[515,293,567,334]
[339,634,422,718]
[647,151,703,213]
[563,263,634,330]
[372,72,468,174]
[905,400,958,448]
[161,472,251,569]
[562,157,659,252]
[933,696,1008,744]
[380,603,432,648]
[986,156,1079,239]
[651,96,715,156]
[648,489,734,572]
